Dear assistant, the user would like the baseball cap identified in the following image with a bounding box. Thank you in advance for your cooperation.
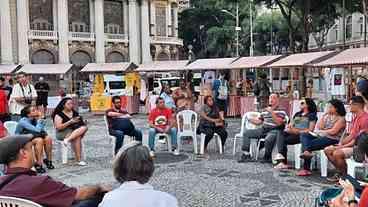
[353,133,368,163]
[0,135,34,164]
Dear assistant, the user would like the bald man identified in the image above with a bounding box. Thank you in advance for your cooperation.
[238,94,287,163]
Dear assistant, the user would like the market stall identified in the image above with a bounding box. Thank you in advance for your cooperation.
[268,50,337,116]
[17,64,74,115]
[81,62,139,114]
[0,64,19,75]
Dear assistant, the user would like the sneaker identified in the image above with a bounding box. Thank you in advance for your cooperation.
[274,153,285,161]
[237,153,254,163]
[173,149,180,156]
[77,161,87,166]
[327,173,341,182]
[34,164,46,174]
[149,151,155,158]
[43,159,55,170]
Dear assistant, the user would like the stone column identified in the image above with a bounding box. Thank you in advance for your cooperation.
[141,0,151,63]
[129,0,140,63]
[89,0,95,32]
[57,0,69,63]
[17,0,30,64]
[123,0,129,35]
[95,0,105,63]
[166,3,170,36]
[174,6,178,37]
[53,0,58,31]
[0,0,14,63]
[150,1,156,36]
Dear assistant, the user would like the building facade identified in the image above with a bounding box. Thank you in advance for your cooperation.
[0,0,183,66]
[309,12,367,50]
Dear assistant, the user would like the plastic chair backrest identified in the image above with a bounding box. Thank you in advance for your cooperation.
[176,110,197,133]
[4,121,18,136]
[244,112,261,130]
[103,116,111,137]
[0,196,43,207]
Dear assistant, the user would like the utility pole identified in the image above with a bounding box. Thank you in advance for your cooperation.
[342,0,346,48]
[364,0,367,47]
[250,0,254,56]
[236,1,240,57]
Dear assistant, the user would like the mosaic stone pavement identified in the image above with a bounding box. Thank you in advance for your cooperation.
[43,114,334,207]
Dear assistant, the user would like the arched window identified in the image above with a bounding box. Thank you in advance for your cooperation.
[156,52,170,61]
[106,52,127,63]
[70,51,92,67]
[31,50,55,64]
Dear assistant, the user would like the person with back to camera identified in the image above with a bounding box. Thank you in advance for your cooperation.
[99,141,178,207]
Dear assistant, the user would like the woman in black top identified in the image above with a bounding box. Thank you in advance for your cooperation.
[52,97,88,166]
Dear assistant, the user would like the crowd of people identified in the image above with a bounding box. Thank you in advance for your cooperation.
[1,70,368,207]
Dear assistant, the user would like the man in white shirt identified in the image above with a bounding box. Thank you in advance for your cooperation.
[9,72,37,121]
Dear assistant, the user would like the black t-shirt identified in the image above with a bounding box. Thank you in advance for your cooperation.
[35,82,50,99]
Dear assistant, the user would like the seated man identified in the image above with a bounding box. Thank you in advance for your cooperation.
[0,135,111,207]
[106,96,143,154]
[15,105,54,173]
[148,97,179,157]
[238,93,286,163]
[324,96,368,182]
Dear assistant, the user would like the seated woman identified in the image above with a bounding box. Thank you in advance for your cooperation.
[273,98,318,169]
[52,97,88,166]
[297,99,346,176]
[99,141,178,207]
[197,96,227,155]
[15,105,54,173]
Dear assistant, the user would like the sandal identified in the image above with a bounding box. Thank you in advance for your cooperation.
[34,164,46,174]
[296,169,312,176]
[43,159,55,170]
[274,163,290,170]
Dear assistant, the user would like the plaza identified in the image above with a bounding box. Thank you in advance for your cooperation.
[46,114,329,207]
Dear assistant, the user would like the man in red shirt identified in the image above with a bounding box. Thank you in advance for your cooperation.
[0,135,110,207]
[325,96,368,181]
[148,97,178,157]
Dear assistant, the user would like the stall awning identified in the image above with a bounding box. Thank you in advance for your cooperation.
[0,64,19,74]
[268,51,336,68]
[17,64,72,74]
[311,47,368,67]
[136,60,189,72]
[81,62,137,73]
[185,58,237,70]
[230,55,283,69]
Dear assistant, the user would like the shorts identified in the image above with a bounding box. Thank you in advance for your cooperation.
[341,147,354,158]
[36,98,48,107]
[56,128,73,140]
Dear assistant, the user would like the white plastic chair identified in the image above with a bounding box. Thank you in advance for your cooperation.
[103,116,133,157]
[4,121,18,136]
[176,110,198,154]
[347,158,364,178]
[232,112,261,155]
[154,133,172,152]
[0,196,42,207]
[294,144,328,177]
[199,133,223,154]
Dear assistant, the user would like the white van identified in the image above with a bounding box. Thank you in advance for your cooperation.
[103,74,126,96]
[153,77,181,94]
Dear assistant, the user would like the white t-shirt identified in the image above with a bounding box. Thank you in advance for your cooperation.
[99,181,178,207]
[9,83,37,115]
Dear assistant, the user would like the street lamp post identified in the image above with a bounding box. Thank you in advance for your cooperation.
[221,1,241,57]
[249,0,254,56]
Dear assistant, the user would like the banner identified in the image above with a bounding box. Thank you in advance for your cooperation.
[90,95,111,112]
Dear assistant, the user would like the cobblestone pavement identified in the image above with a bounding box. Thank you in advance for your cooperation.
[44,114,333,207]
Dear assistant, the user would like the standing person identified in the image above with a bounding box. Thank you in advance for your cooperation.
[238,93,287,163]
[324,96,368,182]
[356,79,368,111]
[34,77,50,117]
[253,73,271,111]
[160,85,176,112]
[0,77,11,123]
[212,73,229,120]
[9,72,37,121]
[52,98,88,166]
[15,105,54,173]
[99,142,178,207]
[106,96,143,154]
[197,96,228,155]
[148,97,179,157]
[173,80,192,111]
[0,135,111,207]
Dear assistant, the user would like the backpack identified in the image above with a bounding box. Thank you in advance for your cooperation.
[217,80,228,100]
[314,187,343,207]
[0,89,8,115]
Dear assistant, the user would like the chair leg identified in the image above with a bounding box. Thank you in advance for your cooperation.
[192,133,198,154]
[200,134,205,155]
[320,151,328,177]
[61,143,68,164]
[347,159,356,178]
[233,136,238,156]
[294,144,302,169]
[255,140,263,160]
[82,140,87,161]
[167,135,172,152]
[216,135,223,154]
[249,139,257,159]
[112,137,116,158]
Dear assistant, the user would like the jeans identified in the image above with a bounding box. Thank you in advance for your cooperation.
[72,197,103,207]
[276,132,301,160]
[110,129,143,154]
[300,132,339,170]
[148,127,177,151]
[242,127,280,158]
